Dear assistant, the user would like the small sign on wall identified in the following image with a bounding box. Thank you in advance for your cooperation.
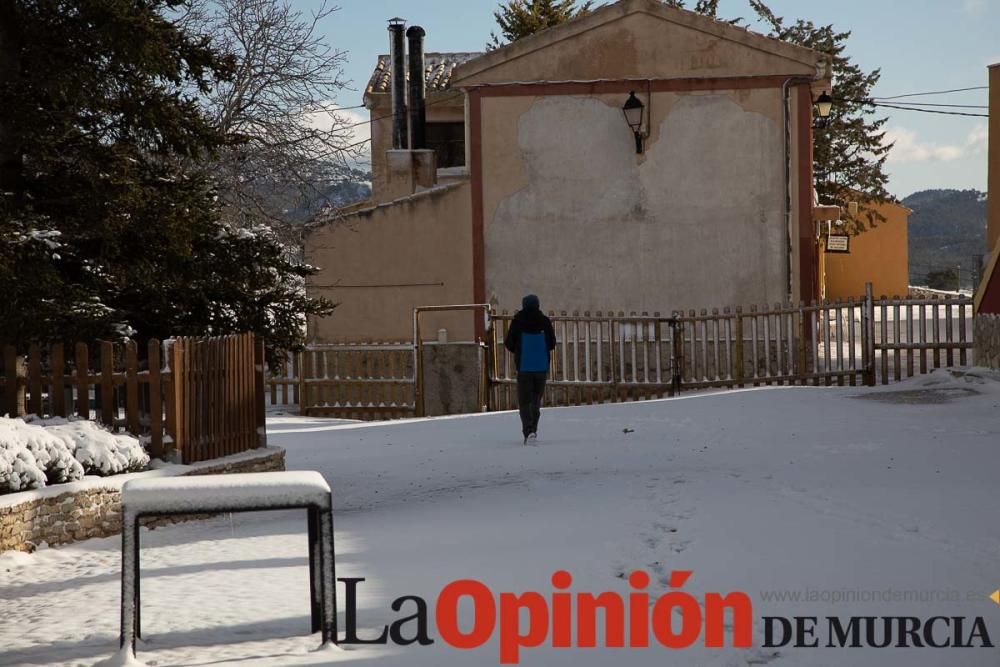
[825,235,850,253]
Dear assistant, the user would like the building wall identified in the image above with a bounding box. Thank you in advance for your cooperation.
[478,85,801,314]
[989,64,999,252]
[975,314,1000,368]
[454,5,819,86]
[974,63,1000,314]
[823,203,910,300]
[305,182,475,342]
[369,99,465,201]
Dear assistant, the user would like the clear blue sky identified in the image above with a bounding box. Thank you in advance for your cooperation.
[316,0,998,198]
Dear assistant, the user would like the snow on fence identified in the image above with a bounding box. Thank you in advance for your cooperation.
[0,333,266,464]
[266,344,416,420]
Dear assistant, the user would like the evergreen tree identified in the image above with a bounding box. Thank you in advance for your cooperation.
[0,0,332,351]
[925,267,960,292]
[748,2,892,233]
[488,0,594,50]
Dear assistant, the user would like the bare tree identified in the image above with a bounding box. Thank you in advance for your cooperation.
[183,0,362,234]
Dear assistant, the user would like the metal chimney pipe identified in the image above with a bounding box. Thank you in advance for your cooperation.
[406,26,427,150]
[388,18,407,149]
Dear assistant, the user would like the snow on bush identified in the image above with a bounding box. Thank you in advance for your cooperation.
[0,436,47,493]
[0,418,83,492]
[34,418,149,477]
[0,417,148,495]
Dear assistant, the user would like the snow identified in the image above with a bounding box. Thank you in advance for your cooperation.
[0,418,84,492]
[0,446,283,510]
[38,417,149,477]
[3,369,1000,665]
[122,471,331,514]
[0,417,148,495]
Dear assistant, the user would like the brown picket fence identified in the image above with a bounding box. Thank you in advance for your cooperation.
[265,344,416,420]
[0,333,265,464]
[487,290,975,410]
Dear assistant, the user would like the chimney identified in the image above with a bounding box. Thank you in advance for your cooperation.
[388,18,408,149]
[406,26,427,150]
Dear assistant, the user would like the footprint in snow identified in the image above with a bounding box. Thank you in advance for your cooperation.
[745,649,782,664]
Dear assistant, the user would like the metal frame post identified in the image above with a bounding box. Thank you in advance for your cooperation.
[413,304,494,417]
[118,496,338,661]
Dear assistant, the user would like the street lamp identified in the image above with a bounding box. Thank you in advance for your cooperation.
[622,91,645,154]
[813,91,833,129]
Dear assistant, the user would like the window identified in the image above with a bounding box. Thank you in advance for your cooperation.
[425,122,465,168]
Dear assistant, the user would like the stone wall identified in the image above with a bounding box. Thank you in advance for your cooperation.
[421,342,486,416]
[0,447,285,553]
[974,314,1000,369]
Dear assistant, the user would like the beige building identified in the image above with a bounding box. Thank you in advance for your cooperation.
[305,0,831,342]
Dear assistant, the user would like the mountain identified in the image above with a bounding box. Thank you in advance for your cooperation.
[902,189,987,290]
[284,171,373,222]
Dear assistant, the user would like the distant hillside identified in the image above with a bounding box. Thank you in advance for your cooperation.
[285,172,372,222]
[903,189,987,290]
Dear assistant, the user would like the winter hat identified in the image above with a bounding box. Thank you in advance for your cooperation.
[522,294,540,311]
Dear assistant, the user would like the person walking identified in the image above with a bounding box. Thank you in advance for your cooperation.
[504,294,556,444]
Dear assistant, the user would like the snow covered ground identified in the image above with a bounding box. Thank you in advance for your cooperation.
[3,369,1000,666]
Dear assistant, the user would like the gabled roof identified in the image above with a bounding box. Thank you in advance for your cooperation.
[452,0,826,86]
[364,52,482,102]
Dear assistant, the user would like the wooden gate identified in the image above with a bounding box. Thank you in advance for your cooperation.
[870,293,974,383]
[166,333,265,464]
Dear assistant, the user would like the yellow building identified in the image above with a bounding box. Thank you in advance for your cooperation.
[820,200,911,301]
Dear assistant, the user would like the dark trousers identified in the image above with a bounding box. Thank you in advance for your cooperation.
[517,371,547,436]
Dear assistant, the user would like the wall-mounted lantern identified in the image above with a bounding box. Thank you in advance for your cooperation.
[622,91,645,154]
[813,91,833,129]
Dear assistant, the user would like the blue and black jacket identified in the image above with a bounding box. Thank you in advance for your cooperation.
[504,303,557,373]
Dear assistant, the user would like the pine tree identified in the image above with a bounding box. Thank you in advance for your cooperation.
[488,0,594,50]
[660,2,894,231]
[747,2,892,232]
[0,0,333,351]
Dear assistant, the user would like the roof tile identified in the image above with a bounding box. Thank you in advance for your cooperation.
[365,52,484,95]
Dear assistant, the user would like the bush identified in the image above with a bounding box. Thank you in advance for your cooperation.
[0,417,148,494]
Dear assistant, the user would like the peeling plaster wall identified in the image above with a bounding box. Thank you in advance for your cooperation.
[484,90,786,313]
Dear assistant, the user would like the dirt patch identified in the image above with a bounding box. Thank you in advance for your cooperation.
[852,388,980,404]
